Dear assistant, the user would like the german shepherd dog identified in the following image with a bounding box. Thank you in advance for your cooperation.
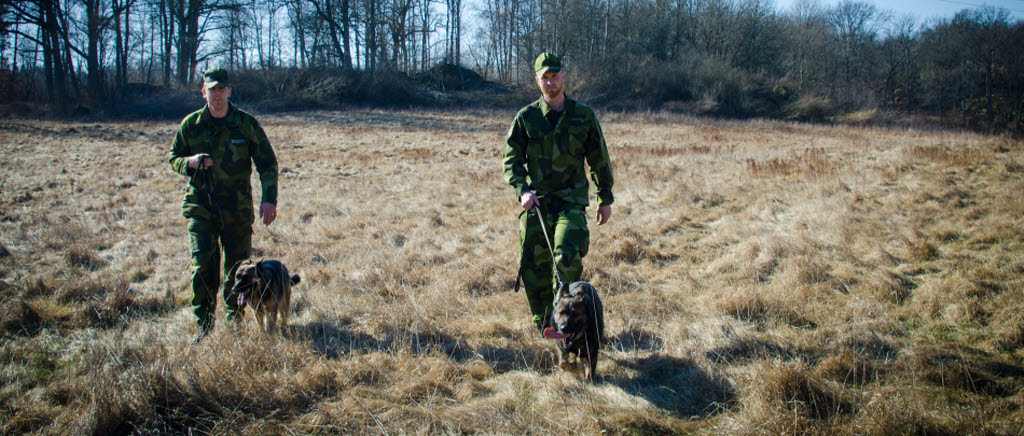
[228,259,300,335]
[549,281,605,380]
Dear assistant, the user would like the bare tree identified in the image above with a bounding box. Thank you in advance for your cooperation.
[385,0,413,69]
[827,0,883,107]
[152,0,174,85]
[223,2,246,68]
[172,0,234,84]
[4,0,75,107]
[444,0,459,64]
[307,0,352,68]
[782,0,829,90]
[285,0,306,67]
[414,0,437,71]
[957,7,1012,128]
[880,14,918,111]
[111,0,136,89]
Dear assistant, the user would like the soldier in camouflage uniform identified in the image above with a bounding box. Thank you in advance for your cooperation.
[168,67,279,342]
[503,53,615,333]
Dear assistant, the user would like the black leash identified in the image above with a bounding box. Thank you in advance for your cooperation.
[514,203,564,293]
[189,154,234,257]
[189,155,225,222]
[533,206,564,291]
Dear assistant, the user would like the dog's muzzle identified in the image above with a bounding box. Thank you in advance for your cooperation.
[232,282,255,306]
[237,290,249,307]
[561,331,578,348]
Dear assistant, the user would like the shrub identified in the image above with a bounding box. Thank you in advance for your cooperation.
[573,52,752,116]
[779,96,837,122]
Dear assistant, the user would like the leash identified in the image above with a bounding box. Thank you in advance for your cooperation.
[189,155,227,226]
[533,206,564,292]
[189,154,233,256]
[514,202,564,293]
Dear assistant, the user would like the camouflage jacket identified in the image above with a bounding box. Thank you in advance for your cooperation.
[168,103,278,222]
[503,96,614,208]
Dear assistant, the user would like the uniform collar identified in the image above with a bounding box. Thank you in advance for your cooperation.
[196,102,236,126]
[538,94,572,117]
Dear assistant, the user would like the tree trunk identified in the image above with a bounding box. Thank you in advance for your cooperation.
[175,0,203,85]
[41,0,68,108]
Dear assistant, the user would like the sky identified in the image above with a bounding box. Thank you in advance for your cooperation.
[773,0,1024,22]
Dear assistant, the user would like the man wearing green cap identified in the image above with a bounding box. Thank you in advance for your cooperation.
[168,67,280,342]
[503,53,615,333]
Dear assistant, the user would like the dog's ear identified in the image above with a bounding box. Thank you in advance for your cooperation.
[582,284,595,302]
[250,258,266,280]
[567,281,585,298]
[555,282,570,301]
[572,292,588,308]
[228,260,244,280]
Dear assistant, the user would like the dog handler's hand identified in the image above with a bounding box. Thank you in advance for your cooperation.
[520,192,539,210]
[260,203,277,226]
[596,205,611,225]
[187,154,214,170]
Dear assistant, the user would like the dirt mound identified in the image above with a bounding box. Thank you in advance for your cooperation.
[415,63,493,91]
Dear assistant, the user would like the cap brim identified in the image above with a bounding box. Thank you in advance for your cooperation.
[536,66,561,75]
[204,80,228,89]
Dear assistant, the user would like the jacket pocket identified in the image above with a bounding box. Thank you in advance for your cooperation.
[567,121,589,156]
[225,137,250,172]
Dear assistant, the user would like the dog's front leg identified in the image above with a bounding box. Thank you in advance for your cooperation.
[583,352,597,381]
[557,346,573,371]
[253,308,266,333]
[583,340,598,381]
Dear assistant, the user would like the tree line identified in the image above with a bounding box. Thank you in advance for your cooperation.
[1,0,1022,134]
[0,0,465,103]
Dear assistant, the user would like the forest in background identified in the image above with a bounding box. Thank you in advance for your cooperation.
[1,0,1022,134]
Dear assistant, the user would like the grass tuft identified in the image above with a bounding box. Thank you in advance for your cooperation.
[731,360,851,433]
[1,297,44,335]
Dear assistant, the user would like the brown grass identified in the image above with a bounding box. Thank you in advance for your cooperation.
[1,110,1023,434]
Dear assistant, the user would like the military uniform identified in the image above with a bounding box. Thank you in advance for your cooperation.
[169,101,278,332]
[503,94,614,331]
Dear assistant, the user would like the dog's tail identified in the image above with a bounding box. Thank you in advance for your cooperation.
[290,274,301,286]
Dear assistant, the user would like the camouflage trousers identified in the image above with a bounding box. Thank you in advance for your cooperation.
[518,204,589,332]
[188,215,251,331]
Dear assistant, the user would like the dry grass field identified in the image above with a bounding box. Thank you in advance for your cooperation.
[2,107,1023,435]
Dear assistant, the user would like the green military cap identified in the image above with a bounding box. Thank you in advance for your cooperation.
[203,67,230,89]
[534,53,561,74]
